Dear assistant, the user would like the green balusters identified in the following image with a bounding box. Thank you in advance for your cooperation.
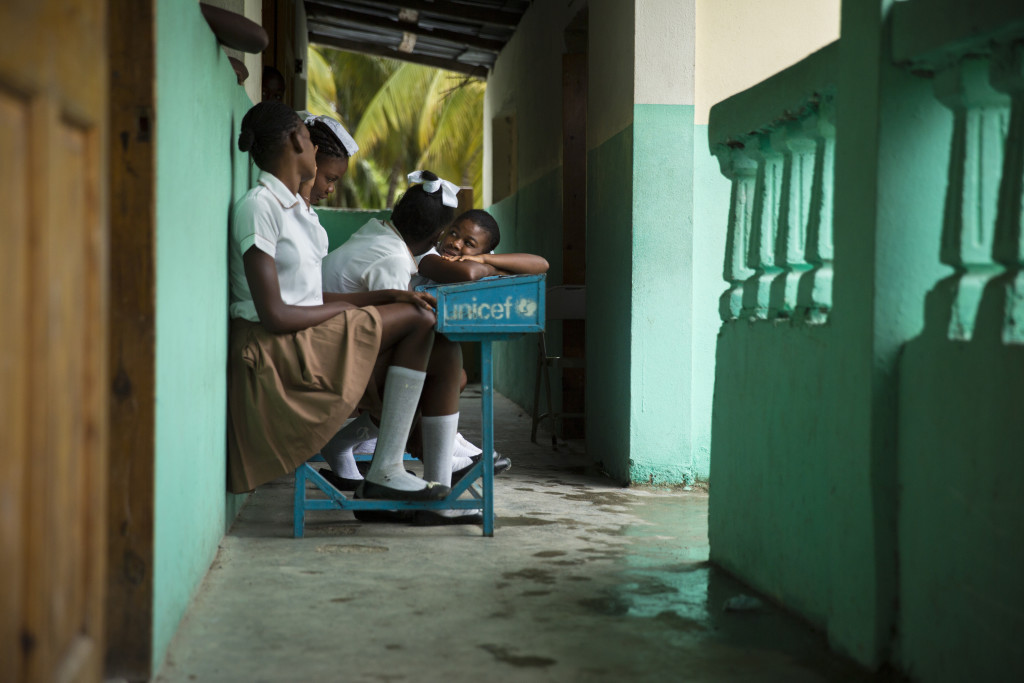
[795,99,835,325]
[988,43,1024,344]
[934,57,1009,340]
[741,134,785,320]
[715,146,757,321]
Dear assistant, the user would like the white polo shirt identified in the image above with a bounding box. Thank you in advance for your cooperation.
[229,170,329,322]
[321,218,417,294]
[409,246,439,291]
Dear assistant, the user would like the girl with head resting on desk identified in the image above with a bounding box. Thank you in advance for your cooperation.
[413,209,549,288]
[227,101,462,504]
[318,170,492,524]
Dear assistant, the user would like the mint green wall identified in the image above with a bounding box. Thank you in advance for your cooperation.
[153,0,253,670]
[315,208,390,252]
[827,0,949,665]
[710,324,837,626]
[709,0,953,670]
[586,127,634,481]
[898,330,1024,682]
[690,124,728,479]
[489,170,563,410]
[485,1,713,484]
[628,104,696,485]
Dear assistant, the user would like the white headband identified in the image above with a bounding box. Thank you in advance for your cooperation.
[303,113,359,157]
[407,170,459,208]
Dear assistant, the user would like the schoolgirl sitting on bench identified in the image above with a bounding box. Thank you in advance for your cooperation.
[317,171,495,523]
[227,100,462,506]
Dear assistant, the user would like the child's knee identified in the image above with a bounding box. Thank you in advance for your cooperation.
[430,334,462,370]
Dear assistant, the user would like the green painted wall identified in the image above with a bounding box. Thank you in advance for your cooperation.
[709,323,837,626]
[153,0,253,670]
[690,124,729,479]
[708,0,953,670]
[628,104,696,485]
[586,126,634,481]
[827,0,949,665]
[315,208,390,252]
[485,1,717,484]
[489,170,563,411]
[898,328,1024,682]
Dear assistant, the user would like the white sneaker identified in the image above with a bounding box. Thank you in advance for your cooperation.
[453,432,483,458]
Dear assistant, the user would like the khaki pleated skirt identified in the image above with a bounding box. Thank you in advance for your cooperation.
[227,307,383,493]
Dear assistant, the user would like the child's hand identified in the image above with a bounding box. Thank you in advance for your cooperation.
[392,289,437,313]
[440,252,460,262]
[457,254,487,264]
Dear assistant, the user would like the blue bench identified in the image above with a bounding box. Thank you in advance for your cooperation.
[293,274,546,537]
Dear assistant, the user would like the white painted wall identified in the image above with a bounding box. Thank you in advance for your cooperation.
[635,0,695,106]
[694,0,840,124]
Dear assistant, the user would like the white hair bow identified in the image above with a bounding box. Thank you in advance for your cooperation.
[407,170,459,208]
[303,113,359,156]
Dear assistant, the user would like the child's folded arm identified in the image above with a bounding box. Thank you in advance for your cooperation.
[466,252,549,275]
[418,253,497,283]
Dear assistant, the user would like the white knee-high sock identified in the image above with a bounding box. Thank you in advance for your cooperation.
[365,366,427,491]
[321,414,374,479]
[421,413,459,487]
[422,413,478,518]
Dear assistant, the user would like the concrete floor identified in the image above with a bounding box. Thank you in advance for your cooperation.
[155,387,897,683]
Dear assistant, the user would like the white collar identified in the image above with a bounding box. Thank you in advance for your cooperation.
[257,170,301,210]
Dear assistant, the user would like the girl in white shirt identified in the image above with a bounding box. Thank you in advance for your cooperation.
[227,101,461,506]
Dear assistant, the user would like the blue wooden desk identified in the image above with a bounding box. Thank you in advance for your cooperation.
[293,274,545,537]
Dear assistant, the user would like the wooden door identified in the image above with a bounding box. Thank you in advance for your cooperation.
[0,2,109,681]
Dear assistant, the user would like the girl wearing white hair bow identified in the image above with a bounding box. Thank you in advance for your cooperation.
[320,170,488,525]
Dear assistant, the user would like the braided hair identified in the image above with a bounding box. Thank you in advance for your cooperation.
[305,119,350,162]
[391,170,456,244]
[237,101,302,170]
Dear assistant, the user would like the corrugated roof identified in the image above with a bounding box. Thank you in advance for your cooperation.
[304,0,530,78]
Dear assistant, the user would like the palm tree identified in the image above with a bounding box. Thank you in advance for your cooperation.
[306,45,484,209]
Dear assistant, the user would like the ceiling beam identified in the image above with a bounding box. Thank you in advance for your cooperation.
[308,30,490,78]
[306,1,505,52]
[308,0,523,29]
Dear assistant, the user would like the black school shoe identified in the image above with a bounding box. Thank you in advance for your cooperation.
[351,481,428,523]
[356,479,451,501]
[412,510,485,526]
[352,509,414,523]
[318,468,362,492]
[451,456,512,484]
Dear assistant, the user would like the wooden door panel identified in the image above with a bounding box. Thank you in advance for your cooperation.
[1,2,108,681]
[0,88,31,683]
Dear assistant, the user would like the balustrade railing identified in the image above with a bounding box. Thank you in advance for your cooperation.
[894,1,1024,344]
[709,42,837,324]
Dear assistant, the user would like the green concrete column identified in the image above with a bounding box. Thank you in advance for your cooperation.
[829,0,950,667]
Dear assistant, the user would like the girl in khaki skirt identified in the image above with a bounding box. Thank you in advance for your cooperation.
[227,101,462,506]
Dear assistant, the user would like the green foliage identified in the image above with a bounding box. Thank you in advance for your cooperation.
[306,45,484,209]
